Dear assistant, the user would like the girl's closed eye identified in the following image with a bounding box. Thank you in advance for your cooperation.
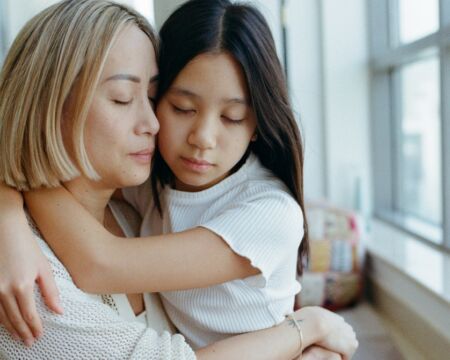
[148,96,156,109]
[171,103,195,115]
[222,115,244,124]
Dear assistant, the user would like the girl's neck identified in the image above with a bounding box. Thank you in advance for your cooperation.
[63,177,114,224]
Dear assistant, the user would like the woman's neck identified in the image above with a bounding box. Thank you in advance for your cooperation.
[63,177,114,224]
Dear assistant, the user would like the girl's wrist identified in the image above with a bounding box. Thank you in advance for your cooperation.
[291,307,327,348]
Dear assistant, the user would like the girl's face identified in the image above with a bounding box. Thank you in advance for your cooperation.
[157,52,257,192]
[71,25,159,189]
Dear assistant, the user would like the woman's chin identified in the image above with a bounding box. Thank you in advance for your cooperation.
[118,171,150,188]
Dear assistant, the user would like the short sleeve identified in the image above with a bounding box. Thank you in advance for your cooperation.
[199,187,303,288]
[121,179,153,217]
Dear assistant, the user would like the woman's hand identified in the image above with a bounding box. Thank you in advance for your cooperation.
[0,223,63,346]
[301,346,343,360]
[0,184,63,345]
[292,306,358,360]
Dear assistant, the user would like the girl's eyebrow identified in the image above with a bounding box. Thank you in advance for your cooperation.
[150,74,159,84]
[170,86,248,105]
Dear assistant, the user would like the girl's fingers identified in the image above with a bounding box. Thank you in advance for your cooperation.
[16,285,42,339]
[1,292,34,346]
[0,302,21,341]
[37,266,63,314]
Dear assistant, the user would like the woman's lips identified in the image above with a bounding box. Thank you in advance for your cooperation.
[181,156,214,172]
[130,149,153,164]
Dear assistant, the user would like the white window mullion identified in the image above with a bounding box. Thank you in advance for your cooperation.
[440,0,450,250]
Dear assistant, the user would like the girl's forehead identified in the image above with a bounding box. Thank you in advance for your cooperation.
[170,52,249,98]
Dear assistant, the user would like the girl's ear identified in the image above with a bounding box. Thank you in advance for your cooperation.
[251,133,258,142]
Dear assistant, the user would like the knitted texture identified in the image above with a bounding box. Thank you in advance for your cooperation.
[0,216,196,359]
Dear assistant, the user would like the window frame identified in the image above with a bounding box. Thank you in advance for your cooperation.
[0,0,8,65]
[368,0,450,252]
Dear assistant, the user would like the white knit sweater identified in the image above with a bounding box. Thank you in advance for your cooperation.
[0,201,196,360]
[123,154,303,348]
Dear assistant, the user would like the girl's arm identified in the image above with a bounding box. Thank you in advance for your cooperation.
[0,183,62,343]
[199,306,358,360]
[25,186,259,294]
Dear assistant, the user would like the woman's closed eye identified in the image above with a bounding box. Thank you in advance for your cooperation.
[113,98,132,105]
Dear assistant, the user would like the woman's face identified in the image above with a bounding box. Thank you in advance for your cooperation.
[75,24,159,189]
[157,52,257,192]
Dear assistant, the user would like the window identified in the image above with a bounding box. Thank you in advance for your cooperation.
[396,0,439,44]
[369,0,450,249]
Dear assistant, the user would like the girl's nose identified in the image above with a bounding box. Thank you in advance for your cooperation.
[187,116,217,150]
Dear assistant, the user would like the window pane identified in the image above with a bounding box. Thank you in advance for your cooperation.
[396,57,442,226]
[398,0,439,44]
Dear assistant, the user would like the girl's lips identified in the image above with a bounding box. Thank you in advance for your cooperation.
[181,157,213,172]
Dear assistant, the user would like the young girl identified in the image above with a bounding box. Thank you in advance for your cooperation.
[0,0,357,358]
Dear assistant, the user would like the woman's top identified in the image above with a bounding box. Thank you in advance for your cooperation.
[123,154,303,348]
[0,200,196,360]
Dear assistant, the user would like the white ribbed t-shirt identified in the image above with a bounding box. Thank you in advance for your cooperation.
[123,154,303,348]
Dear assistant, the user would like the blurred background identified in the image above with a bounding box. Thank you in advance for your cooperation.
[0,0,449,359]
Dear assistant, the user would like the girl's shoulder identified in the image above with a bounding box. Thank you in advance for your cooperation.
[25,210,76,285]
[239,158,299,209]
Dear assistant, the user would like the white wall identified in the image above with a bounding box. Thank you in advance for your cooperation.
[321,0,371,213]
[153,0,183,29]
[4,0,154,48]
[285,0,371,214]
[285,0,326,201]
[5,0,57,46]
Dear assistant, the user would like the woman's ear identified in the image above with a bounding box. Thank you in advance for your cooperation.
[251,133,258,142]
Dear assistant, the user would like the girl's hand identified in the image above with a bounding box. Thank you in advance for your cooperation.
[301,346,343,360]
[0,209,63,346]
[292,306,358,360]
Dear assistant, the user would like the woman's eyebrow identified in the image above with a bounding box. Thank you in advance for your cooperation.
[104,74,141,83]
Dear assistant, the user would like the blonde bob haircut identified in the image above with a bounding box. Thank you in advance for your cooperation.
[0,0,158,190]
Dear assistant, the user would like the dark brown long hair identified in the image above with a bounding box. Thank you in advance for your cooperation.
[152,0,309,274]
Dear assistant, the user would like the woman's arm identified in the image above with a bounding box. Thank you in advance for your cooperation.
[25,186,259,294]
[0,183,62,344]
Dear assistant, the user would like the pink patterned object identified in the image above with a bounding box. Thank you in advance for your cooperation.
[296,202,363,311]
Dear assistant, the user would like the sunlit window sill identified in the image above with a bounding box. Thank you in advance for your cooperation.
[365,218,449,304]
[363,218,450,351]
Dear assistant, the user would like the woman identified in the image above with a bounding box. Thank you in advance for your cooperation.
[0,0,357,358]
